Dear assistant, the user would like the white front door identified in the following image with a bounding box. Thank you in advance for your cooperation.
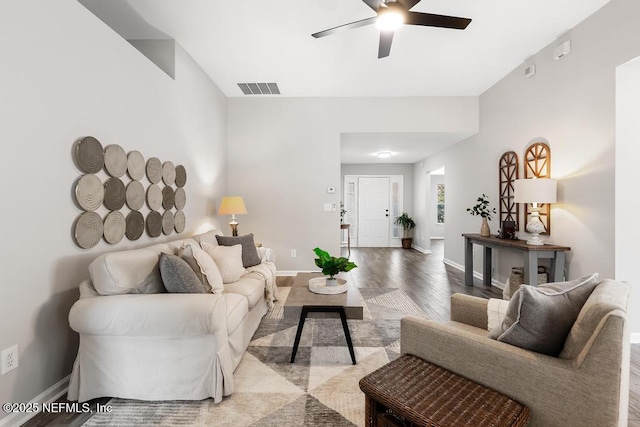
[358,177,390,247]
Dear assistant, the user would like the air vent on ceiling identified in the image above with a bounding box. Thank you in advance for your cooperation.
[237,82,280,95]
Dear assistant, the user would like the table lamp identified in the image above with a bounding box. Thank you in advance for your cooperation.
[218,196,247,236]
[514,178,557,245]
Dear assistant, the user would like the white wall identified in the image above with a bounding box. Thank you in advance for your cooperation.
[429,174,445,239]
[0,0,227,415]
[416,0,640,334]
[227,97,478,271]
[616,57,640,338]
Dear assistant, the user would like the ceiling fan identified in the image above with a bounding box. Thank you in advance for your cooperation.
[311,0,472,59]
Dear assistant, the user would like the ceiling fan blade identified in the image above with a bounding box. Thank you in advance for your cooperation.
[405,11,472,30]
[362,0,382,11]
[312,16,377,38]
[378,30,394,58]
[396,0,421,11]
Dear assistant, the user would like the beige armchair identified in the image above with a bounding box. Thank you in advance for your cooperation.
[400,279,630,427]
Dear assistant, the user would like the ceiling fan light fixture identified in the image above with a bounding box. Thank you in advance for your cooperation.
[377,8,404,32]
[377,151,392,159]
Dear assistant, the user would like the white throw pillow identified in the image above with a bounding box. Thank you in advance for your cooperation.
[202,242,246,284]
[487,298,510,331]
[178,242,224,292]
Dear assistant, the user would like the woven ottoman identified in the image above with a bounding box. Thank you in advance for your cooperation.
[359,354,530,427]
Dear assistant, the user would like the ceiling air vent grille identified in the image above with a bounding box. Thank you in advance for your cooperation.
[238,82,280,95]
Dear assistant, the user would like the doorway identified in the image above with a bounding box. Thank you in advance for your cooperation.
[358,177,390,246]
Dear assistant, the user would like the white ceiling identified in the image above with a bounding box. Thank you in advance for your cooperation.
[80,0,610,163]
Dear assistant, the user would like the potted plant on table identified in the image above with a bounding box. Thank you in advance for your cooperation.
[395,213,416,249]
[466,194,497,237]
[313,247,357,285]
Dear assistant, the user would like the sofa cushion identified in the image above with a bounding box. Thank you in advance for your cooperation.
[193,229,222,248]
[223,293,248,336]
[216,234,261,268]
[176,242,223,293]
[202,242,246,284]
[223,273,265,309]
[488,273,599,356]
[159,253,206,294]
[89,243,171,295]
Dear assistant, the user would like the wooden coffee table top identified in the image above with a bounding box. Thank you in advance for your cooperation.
[283,273,364,320]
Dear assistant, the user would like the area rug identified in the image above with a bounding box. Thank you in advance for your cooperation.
[82,287,427,427]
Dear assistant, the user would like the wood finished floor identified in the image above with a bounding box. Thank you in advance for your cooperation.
[21,240,640,426]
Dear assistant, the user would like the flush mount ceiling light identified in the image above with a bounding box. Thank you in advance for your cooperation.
[377,151,392,159]
[376,3,404,32]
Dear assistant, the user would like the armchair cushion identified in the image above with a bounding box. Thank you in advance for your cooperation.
[488,273,599,356]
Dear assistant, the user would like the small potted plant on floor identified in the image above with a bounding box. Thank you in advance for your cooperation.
[467,194,497,237]
[395,213,416,249]
[313,247,357,285]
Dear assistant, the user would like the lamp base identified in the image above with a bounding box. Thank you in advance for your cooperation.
[229,219,239,237]
[526,234,544,245]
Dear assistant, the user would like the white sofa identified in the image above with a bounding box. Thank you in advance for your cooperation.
[67,229,275,403]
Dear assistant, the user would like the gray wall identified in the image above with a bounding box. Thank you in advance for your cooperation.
[227,97,478,272]
[0,0,228,416]
[416,0,640,334]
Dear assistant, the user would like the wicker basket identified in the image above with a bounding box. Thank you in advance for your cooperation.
[503,266,548,299]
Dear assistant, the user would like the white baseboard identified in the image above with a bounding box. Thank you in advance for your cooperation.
[443,258,504,289]
[0,375,69,427]
[411,245,432,254]
[276,271,317,276]
[430,237,445,240]
[631,333,640,344]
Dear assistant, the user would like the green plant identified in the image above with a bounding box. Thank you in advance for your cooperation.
[313,247,357,279]
[394,212,416,238]
[467,194,497,220]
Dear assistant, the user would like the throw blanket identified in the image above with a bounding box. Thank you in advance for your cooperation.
[247,262,277,309]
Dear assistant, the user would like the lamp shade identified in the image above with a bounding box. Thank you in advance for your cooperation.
[218,196,247,215]
[514,178,557,204]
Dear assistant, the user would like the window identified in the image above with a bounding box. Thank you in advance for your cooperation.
[391,181,400,238]
[437,184,445,224]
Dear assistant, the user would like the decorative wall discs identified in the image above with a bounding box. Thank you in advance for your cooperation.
[175,165,187,188]
[127,150,145,181]
[162,161,176,185]
[125,180,145,210]
[146,157,162,184]
[162,211,174,235]
[174,187,186,210]
[103,177,126,211]
[174,210,186,233]
[74,212,103,249]
[125,211,144,240]
[104,144,127,178]
[162,186,175,210]
[75,174,104,211]
[146,211,162,237]
[76,137,104,174]
[103,211,125,244]
[147,184,162,210]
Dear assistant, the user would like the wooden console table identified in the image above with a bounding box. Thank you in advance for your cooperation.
[340,223,351,256]
[463,233,570,287]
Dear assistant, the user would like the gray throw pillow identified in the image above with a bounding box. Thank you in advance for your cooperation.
[159,253,207,294]
[487,273,599,356]
[215,233,261,268]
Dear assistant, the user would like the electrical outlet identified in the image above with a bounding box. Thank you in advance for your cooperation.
[2,345,18,375]
[290,249,296,258]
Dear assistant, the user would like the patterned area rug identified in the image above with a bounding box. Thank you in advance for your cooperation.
[82,287,427,427]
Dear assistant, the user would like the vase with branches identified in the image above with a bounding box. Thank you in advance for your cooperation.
[467,194,496,237]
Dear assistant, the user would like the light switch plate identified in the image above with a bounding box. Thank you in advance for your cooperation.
[324,203,332,211]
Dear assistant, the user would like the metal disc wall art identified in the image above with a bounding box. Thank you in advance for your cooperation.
[162,186,175,210]
[103,211,126,244]
[162,211,175,235]
[125,181,145,210]
[75,174,104,211]
[175,165,187,188]
[147,184,162,210]
[174,187,186,210]
[146,211,162,237]
[103,177,126,211]
[104,144,127,178]
[162,161,176,185]
[74,212,104,249]
[127,150,145,181]
[146,157,162,184]
[76,137,104,174]
[174,210,186,233]
[125,211,144,240]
